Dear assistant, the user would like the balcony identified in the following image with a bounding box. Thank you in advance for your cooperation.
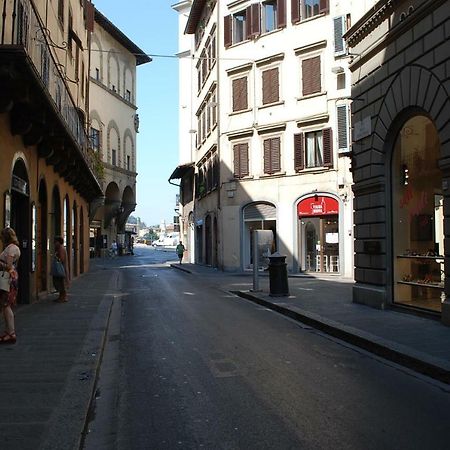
[0,0,102,200]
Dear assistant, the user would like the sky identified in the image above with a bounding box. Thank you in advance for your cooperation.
[93,0,179,227]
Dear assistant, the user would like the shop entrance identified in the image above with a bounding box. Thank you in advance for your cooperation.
[298,196,340,273]
[392,115,443,312]
[10,161,30,304]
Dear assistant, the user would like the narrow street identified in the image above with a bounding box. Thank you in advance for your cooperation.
[84,246,450,450]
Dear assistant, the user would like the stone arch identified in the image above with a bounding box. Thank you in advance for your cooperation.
[123,128,134,171]
[371,65,450,168]
[123,63,134,102]
[107,49,120,93]
[107,120,121,166]
[90,33,103,81]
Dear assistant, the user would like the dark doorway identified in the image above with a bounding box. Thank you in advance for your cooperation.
[205,215,212,266]
[38,179,48,293]
[80,206,85,273]
[10,160,30,304]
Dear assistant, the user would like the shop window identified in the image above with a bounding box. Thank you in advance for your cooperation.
[392,115,443,313]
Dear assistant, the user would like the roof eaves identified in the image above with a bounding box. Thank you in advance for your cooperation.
[94,9,152,65]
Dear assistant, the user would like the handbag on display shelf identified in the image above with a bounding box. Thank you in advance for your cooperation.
[51,257,66,278]
[0,270,10,292]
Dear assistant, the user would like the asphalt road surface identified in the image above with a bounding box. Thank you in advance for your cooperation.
[84,247,450,450]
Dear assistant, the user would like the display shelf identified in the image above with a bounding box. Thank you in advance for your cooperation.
[397,280,444,289]
[397,255,444,261]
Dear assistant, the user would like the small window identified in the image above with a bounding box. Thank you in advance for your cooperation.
[263,137,281,174]
[95,68,100,80]
[263,1,277,33]
[125,89,131,102]
[112,84,116,92]
[305,130,323,168]
[303,0,320,19]
[112,149,117,166]
[127,155,131,171]
[233,11,247,44]
[302,56,321,96]
[232,76,248,112]
[337,73,345,90]
[262,67,279,105]
[233,142,249,178]
[90,127,100,152]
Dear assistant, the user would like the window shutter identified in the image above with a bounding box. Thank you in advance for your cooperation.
[302,56,321,96]
[262,70,270,105]
[240,143,249,177]
[251,3,260,38]
[263,68,279,105]
[233,144,240,177]
[233,77,247,112]
[224,15,232,48]
[333,16,346,55]
[294,133,304,171]
[319,0,329,14]
[263,139,271,174]
[291,0,300,23]
[246,6,253,40]
[337,105,349,152]
[277,0,286,28]
[272,67,279,103]
[322,127,333,167]
[271,137,281,173]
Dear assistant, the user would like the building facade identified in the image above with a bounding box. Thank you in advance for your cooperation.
[89,9,150,256]
[347,0,450,322]
[0,0,103,303]
[172,0,375,275]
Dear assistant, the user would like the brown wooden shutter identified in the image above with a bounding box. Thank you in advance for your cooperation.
[294,133,304,171]
[322,127,333,167]
[263,139,271,174]
[240,143,249,177]
[291,0,300,23]
[224,15,232,48]
[277,0,287,28]
[263,68,279,104]
[85,2,95,32]
[271,137,281,172]
[233,144,240,177]
[246,6,252,40]
[302,56,321,96]
[262,70,270,105]
[272,67,279,103]
[233,76,248,111]
[251,3,260,38]
[319,0,329,14]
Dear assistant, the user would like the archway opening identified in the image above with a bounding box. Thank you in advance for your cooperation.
[392,115,443,312]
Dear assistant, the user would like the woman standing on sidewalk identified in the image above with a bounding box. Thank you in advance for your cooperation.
[0,227,21,344]
[52,236,70,303]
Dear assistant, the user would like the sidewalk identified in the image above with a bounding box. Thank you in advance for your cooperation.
[171,263,450,384]
[0,259,122,450]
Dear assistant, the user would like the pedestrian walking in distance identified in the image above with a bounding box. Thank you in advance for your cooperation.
[0,227,21,344]
[176,241,185,264]
[52,236,70,303]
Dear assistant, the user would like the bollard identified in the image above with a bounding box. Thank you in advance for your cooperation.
[268,253,289,297]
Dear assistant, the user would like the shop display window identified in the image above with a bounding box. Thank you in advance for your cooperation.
[392,115,443,312]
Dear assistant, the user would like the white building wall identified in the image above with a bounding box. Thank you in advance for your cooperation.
[176,0,377,275]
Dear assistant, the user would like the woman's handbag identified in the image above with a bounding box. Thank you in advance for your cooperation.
[51,257,65,278]
[0,270,10,292]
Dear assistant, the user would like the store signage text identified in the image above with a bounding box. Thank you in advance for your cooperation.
[298,196,339,217]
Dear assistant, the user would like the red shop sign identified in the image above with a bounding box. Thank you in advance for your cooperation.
[298,196,339,217]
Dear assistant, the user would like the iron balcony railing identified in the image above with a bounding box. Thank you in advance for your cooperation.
[0,0,97,177]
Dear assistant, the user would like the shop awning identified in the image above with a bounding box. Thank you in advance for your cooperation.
[169,162,195,181]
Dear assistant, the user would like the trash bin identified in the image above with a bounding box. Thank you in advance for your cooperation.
[268,253,289,297]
